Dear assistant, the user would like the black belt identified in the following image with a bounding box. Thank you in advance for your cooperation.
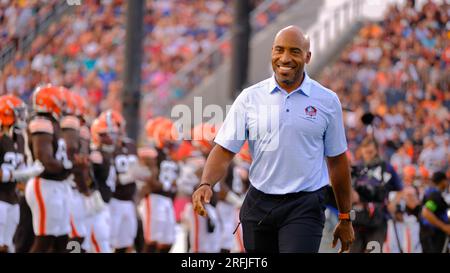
[249,185,324,200]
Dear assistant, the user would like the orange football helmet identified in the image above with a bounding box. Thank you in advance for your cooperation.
[60,86,77,115]
[99,110,126,135]
[90,118,102,147]
[145,117,178,149]
[171,140,194,161]
[191,123,219,153]
[32,84,64,120]
[90,115,119,148]
[0,95,27,129]
[71,92,88,118]
[145,117,165,139]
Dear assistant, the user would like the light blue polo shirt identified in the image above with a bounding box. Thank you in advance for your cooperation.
[214,72,347,194]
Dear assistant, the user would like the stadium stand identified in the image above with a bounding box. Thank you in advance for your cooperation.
[319,0,449,185]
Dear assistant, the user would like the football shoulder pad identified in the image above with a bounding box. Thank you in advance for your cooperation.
[29,117,54,135]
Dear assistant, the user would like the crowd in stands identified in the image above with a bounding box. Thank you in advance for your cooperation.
[0,0,448,253]
[1,0,447,195]
[319,0,448,252]
[320,0,448,185]
[0,0,61,48]
[1,0,296,121]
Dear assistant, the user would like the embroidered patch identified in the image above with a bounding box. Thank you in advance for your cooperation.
[305,106,317,118]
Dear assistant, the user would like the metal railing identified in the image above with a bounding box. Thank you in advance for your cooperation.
[0,0,71,71]
[143,0,299,117]
[309,0,364,59]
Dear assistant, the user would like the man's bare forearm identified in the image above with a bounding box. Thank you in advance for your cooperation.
[201,145,235,187]
[327,153,352,213]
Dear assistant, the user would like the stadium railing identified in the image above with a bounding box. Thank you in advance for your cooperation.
[0,0,71,71]
[309,0,363,61]
[307,0,364,76]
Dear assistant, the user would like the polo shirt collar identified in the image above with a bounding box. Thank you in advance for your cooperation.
[269,72,312,97]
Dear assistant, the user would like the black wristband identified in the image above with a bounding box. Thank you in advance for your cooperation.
[196,183,212,190]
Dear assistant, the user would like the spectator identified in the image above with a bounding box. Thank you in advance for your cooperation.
[384,186,422,253]
[391,146,412,175]
[418,137,447,173]
[319,3,449,235]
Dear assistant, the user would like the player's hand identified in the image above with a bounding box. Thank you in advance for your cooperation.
[192,183,213,217]
[74,154,89,168]
[12,161,45,182]
[332,220,355,253]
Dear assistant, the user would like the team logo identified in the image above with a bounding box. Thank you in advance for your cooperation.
[305,106,317,118]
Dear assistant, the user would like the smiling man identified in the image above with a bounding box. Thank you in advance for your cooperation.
[271,26,310,91]
[192,25,355,253]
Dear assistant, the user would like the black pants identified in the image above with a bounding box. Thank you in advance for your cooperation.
[239,186,326,253]
[350,225,387,253]
[420,227,448,253]
[13,196,35,253]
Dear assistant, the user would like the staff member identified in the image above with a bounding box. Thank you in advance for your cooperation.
[192,25,354,253]
[420,171,450,253]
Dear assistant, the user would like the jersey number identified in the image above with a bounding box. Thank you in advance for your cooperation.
[55,139,72,169]
[114,154,138,173]
[1,152,25,172]
[159,160,178,190]
[106,166,116,192]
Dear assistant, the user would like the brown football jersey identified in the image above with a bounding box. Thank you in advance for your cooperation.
[112,138,138,201]
[0,131,26,204]
[28,114,71,181]
[90,147,115,203]
[61,115,90,194]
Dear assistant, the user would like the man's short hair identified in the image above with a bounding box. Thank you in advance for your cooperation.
[431,171,447,185]
[360,136,378,150]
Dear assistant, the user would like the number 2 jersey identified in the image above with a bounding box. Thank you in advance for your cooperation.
[0,129,26,204]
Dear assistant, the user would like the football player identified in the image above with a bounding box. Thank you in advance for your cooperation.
[87,115,119,253]
[25,85,79,252]
[0,95,42,253]
[60,88,90,251]
[101,110,139,253]
[180,123,223,253]
[137,118,178,253]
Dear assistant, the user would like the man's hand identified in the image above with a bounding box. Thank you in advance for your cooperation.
[12,160,45,182]
[192,184,213,217]
[332,220,355,253]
